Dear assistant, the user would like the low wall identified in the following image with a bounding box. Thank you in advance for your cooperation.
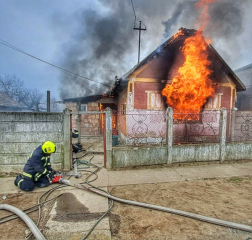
[110,142,252,169]
[0,110,71,173]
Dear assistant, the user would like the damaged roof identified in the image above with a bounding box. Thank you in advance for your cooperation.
[111,27,245,94]
[63,94,117,104]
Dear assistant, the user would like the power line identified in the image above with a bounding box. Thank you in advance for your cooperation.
[0,39,111,88]
[130,0,137,26]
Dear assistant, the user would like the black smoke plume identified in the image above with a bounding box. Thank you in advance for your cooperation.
[57,0,251,99]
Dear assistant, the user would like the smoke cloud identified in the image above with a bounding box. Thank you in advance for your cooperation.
[56,0,251,99]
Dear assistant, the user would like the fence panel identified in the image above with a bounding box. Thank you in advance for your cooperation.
[115,110,167,146]
[230,110,252,142]
[173,110,221,144]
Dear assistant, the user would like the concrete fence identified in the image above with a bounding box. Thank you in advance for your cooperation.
[2,107,252,172]
[106,107,252,169]
[0,109,71,173]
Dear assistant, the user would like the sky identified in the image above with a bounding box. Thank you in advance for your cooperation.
[0,0,252,101]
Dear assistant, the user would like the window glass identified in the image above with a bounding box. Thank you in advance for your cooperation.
[81,104,87,111]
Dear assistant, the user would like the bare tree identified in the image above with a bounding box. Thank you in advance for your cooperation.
[0,74,43,110]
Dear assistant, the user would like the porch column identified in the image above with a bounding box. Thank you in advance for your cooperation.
[166,107,173,164]
[63,108,71,171]
[105,107,113,168]
[220,107,227,163]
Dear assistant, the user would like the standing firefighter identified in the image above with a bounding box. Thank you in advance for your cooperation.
[14,141,61,191]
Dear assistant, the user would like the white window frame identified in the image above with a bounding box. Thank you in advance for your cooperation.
[145,90,164,110]
[80,104,87,111]
[204,93,223,110]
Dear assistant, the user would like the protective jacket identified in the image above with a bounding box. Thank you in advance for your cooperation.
[22,145,53,181]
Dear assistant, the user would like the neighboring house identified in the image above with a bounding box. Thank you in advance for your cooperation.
[235,63,252,110]
[64,95,117,139]
[0,92,33,112]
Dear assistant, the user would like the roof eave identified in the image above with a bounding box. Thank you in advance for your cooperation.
[208,44,246,92]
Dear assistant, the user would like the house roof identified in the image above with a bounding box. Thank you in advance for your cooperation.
[0,92,23,108]
[63,94,117,104]
[234,63,252,88]
[112,27,245,94]
[235,63,252,73]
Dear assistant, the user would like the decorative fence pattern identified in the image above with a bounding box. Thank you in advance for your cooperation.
[173,110,221,144]
[230,111,252,142]
[116,110,166,146]
[114,109,221,146]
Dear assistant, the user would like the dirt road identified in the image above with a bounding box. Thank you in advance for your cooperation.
[1,176,252,240]
[109,176,252,240]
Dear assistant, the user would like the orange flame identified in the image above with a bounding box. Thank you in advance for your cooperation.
[99,103,117,132]
[195,0,220,31]
[162,31,215,120]
[168,28,184,45]
[161,0,220,120]
[99,103,105,131]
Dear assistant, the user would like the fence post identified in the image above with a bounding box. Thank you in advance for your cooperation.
[167,107,173,164]
[63,108,71,171]
[77,100,81,144]
[220,107,227,163]
[231,109,236,142]
[105,107,113,168]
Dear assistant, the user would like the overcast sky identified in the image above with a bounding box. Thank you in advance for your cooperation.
[0,0,252,101]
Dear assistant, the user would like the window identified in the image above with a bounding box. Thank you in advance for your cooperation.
[145,91,165,110]
[80,104,87,111]
[204,93,223,110]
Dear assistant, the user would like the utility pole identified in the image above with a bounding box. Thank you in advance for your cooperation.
[133,21,147,63]
[47,90,50,112]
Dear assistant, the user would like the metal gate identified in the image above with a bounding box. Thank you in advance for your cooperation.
[70,110,106,172]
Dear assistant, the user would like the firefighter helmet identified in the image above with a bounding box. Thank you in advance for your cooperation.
[42,141,56,154]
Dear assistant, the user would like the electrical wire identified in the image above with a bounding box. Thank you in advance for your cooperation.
[130,0,137,27]
[0,39,110,88]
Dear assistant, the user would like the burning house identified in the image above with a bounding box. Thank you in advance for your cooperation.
[110,28,245,144]
[64,28,245,145]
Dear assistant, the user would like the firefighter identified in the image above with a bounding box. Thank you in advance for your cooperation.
[72,129,82,153]
[14,141,57,191]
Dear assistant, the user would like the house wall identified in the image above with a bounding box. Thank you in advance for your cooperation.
[117,89,127,135]
[218,86,232,110]
[0,111,71,173]
[134,82,166,109]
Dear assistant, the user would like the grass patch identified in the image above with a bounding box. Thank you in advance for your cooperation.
[228,176,244,183]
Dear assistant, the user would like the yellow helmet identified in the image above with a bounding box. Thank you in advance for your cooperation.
[42,141,56,154]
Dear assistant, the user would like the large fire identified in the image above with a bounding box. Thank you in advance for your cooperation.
[161,0,219,120]
[162,31,215,120]
[99,103,117,133]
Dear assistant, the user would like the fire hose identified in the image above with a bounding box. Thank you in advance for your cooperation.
[0,204,46,240]
[59,178,252,233]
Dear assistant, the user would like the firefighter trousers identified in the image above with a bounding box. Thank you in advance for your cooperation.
[14,174,50,191]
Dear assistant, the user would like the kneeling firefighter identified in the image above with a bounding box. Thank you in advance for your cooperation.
[14,141,61,191]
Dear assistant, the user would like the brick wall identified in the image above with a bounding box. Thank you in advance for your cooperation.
[66,102,102,137]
